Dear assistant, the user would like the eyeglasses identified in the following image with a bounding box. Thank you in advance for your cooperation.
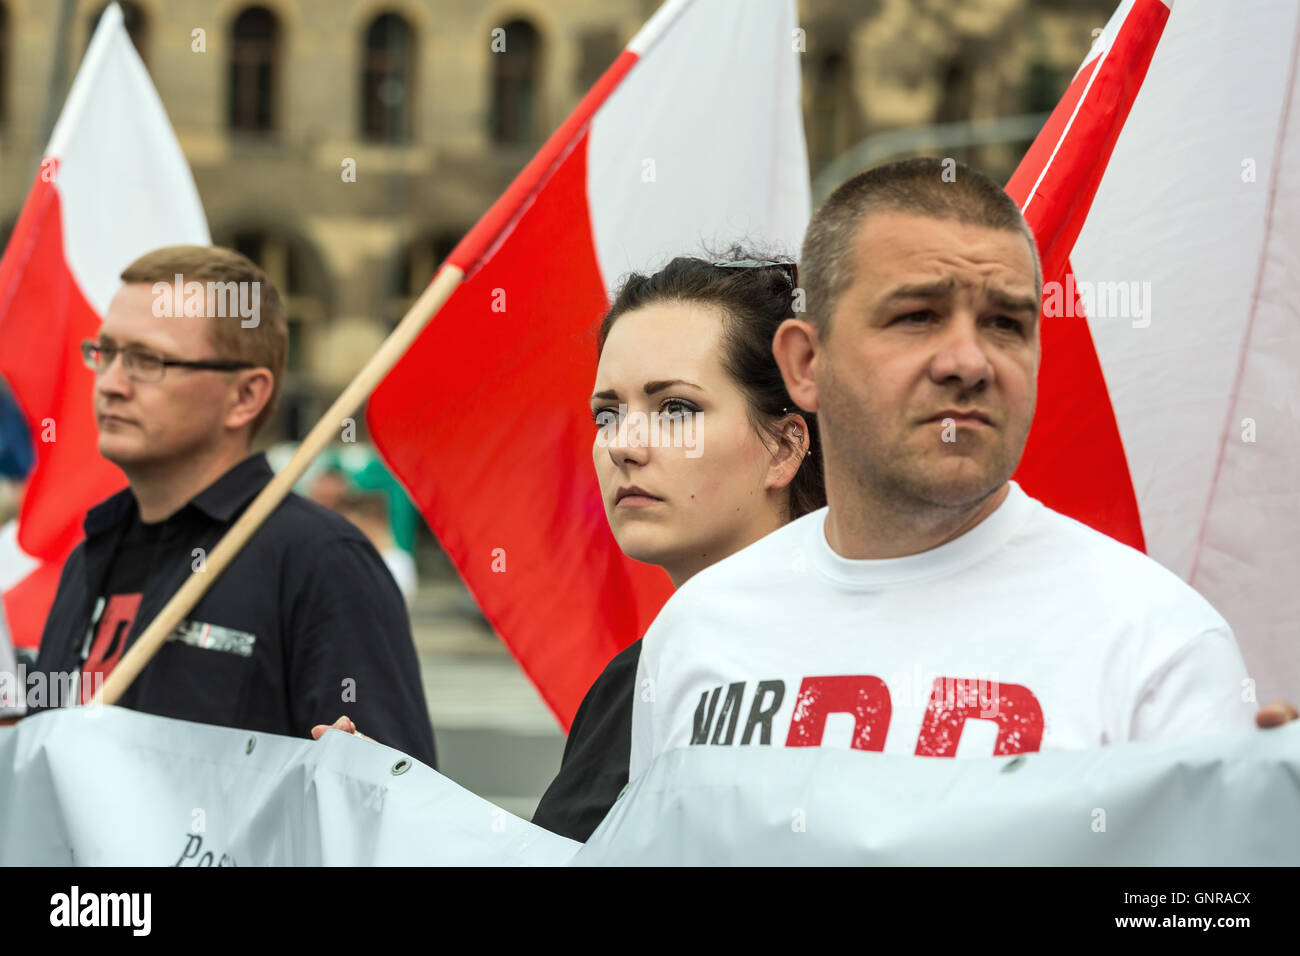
[712,258,798,288]
[80,340,255,383]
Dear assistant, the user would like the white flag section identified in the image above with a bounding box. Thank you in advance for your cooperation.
[48,1,210,314]
[1,709,1296,865]
[1071,0,1300,701]
[586,0,810,280]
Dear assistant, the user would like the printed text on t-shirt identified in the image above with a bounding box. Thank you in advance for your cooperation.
[690,675,1044,756]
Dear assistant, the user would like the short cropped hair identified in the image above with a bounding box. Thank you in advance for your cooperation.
[800,157,1042,336]
[120,245,288,437]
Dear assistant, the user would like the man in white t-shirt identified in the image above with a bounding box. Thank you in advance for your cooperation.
[630,158,1296,779]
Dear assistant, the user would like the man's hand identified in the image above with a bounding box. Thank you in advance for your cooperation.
[310,714,375,743]
[1255,700,1299,728]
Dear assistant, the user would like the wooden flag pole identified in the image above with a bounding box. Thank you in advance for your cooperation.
[89,264,466,707]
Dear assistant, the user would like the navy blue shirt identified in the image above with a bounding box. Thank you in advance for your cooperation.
[30,453,437,768]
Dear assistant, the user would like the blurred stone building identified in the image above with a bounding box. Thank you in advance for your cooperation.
[0,0,1114,442]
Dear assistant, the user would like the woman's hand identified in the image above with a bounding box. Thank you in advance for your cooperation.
[1256,700,1300,728]
[310,714,375,743]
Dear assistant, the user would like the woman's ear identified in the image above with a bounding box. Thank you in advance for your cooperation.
[765,412,809,491]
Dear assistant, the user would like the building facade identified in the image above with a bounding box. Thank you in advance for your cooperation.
[0,0,1114,442]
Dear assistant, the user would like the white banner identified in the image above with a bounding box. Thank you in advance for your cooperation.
[580,728,1300,865]
[0,707,576,865]
[1,707,1297,865]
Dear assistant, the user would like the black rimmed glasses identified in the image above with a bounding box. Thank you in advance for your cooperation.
[80,340,255,384]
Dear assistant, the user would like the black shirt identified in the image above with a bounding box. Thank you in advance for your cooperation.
[30,453,437,768]
[74,514,160,704]
[532,639,641,841]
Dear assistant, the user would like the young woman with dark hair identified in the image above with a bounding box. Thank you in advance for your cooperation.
[530,251,826,840]
[313,251,826,840]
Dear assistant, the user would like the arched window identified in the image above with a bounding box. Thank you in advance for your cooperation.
[87,2,148,62]
[1023,60,1064,114]
[362,13,414,143]
[808,50,856,169]
[936,55,973,125]
[228,6,280,133]
[490,19,541,145]
[388,232,461,324]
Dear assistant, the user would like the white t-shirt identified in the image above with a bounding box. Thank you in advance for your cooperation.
[630,481,1255,780]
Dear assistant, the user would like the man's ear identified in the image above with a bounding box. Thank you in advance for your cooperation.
[224,367,274,434]
[772,317,820,412]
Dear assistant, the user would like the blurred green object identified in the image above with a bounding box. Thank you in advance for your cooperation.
[348,452,420,556]
[272,441,420,556]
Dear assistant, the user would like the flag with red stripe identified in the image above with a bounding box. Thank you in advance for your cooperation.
[0,4,209,651]
[1008,0,1300,700]
[368,0,810,727]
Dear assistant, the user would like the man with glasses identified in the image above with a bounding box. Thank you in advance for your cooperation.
[23,245,436,768]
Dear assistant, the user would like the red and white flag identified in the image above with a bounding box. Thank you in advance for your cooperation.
[369,0,810,726]
[1008,0,1300,701]
[0,3,209,651]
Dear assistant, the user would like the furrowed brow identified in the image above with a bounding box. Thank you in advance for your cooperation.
[988,289,1040,316]
[880,280,957,305]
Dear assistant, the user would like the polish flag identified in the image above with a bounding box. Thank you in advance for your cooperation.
[1008,0,1300,701]
[368,0,809,726]
[0,3,209,652]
